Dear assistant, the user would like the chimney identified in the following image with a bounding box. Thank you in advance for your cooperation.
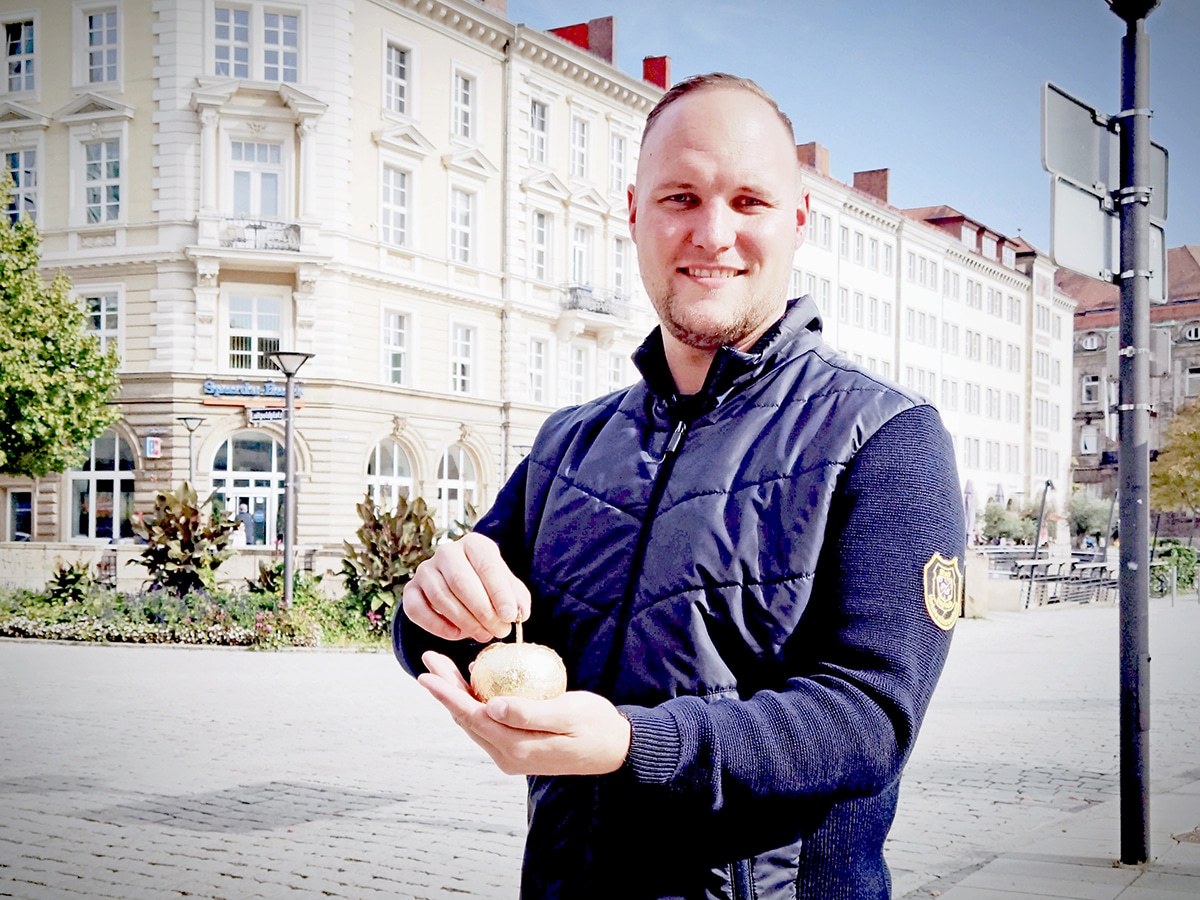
[586,16,614,64]
[643,55,670,89]
[549,22,590,52]
[796,141,829,177]
[853,168,889,204]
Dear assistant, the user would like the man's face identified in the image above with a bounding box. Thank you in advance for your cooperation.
[628,88,808,353]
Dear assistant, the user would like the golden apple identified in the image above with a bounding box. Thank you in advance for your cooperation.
[471,639,567,701]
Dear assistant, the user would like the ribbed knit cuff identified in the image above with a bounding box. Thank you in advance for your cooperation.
[618,704,681,785]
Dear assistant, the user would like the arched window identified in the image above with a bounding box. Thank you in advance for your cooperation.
[436,444,477,529]
[367,438,413,511]
[211,432,286,546]
[71,428,135,540]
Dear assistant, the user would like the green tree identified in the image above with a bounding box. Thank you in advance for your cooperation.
[1151,401,1200,515]
[0,178,120,477]
[1065,488,1113,548]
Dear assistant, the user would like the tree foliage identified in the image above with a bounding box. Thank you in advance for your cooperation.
[1151,401,1200,515]
[1065,488,1114,548]
[0,178,121,477]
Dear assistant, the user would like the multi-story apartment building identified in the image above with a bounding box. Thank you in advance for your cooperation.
[796,145,1075,521]
[0,0,663,551]
[1067,245,1200,498]
[0,0,1077,560]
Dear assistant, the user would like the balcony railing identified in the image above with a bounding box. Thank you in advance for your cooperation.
[220,218,301,252]
[560,284,633,320]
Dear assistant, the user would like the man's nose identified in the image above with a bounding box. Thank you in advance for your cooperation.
[689,202,735,252]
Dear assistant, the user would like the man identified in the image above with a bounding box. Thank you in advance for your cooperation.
[395,73,963,899]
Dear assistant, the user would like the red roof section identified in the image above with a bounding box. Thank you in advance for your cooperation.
[1064,245,1200,329]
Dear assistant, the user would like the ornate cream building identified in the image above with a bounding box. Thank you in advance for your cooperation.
[0,0,1076,579]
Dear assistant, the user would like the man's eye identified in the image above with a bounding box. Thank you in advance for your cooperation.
[663,193,696,204]
[735,196,767,209]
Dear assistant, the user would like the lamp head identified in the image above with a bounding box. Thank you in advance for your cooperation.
[266,350,314,377]
[177,416,206,433]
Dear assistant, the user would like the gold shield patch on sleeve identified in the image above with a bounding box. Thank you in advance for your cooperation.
[923,553,962,631]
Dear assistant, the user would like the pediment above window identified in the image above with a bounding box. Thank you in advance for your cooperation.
[54,93,135,125]
[191,79,327,124]
[521,170,570,202]
[0,101,50,132]
[373,123,435,159]
[441,146,498,179]
[569,185,608,212]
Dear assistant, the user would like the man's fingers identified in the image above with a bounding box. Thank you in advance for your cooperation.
[462,534,531,625]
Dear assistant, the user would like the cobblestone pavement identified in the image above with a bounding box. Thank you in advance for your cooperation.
[1,596,1197,899]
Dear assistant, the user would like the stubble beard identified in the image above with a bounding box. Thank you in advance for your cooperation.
[652,285,783,353]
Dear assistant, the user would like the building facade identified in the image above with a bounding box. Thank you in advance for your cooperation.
[0,0,1077,565]
[1068,245,1200,498]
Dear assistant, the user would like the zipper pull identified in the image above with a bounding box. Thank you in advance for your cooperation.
[665,420,687,455]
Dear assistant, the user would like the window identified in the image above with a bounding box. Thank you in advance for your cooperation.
[212,433,285,546]
[868,238,878,270]
[228,295,281,371]
[84,138,120,223]
[1081,373,1101,404]
[838,288,848,322]
[436,444,477,530]
[70,428,135,540]
[1184,324,1200,342]
[4,147,36,223]
[882,244,893,275]
[5,18,34,93]
[943,323,959,354]
[869,297,878,331]
[987,337,1001,367]
[853,292,863,326]
[85,7,119,85]
[213,6,300,82]
[1003,245,1016,267]
[819,279,831,313]
[881,301,892,335]
[570,116,589,179]
[214,7,249,78]
[1007,295,1022,324]
[1080,332,1103,351]
[611,237,628,296]
[907,252,916,281]
[8,490,31,541]
[567,345,586,404]
[1035,350,1051,380]
[840,227,849,259]
[528,338,545,402]
[853,232,864,265]
[1186,366,1200,398]
[262,12,298,82]
[449,188,472,263]
[529,99,547,164]
[83,291,120,355]
[607,352,625,393]
[450,323,474,394]
[452,72,473,140]
[571,224,591,285]
[805,274,816,301]
[1052,359,1062,385]
[530,210,549,280]
[981,234,997,259]
[385,43,409,115]
[1080,426,1099,455]
[380,165,408,246]
[609,133,626,193]
[986,388,1001,419]
[383,311,407,384]
[1007,393,1020,422]
[941,378,958,410]
[367,438,413,511]
[231,140,282,218]
[819,215,832,249]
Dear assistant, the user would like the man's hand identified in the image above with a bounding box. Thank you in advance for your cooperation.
[418,651,632,777]
[403,533,531,643]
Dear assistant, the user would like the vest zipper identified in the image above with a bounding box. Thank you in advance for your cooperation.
[599,417,689,690]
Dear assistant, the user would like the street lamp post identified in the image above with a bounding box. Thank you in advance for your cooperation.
[266,351,313,610]
[177,416,206,485]
[1025,480,1055,609]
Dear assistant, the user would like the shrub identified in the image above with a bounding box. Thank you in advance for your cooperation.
[45,559,94,605]
[129,481,240,595]
[341,495,476,630]
[1151,539,1198,595]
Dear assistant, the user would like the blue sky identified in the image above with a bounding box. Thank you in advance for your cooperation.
[507,0,1199,255]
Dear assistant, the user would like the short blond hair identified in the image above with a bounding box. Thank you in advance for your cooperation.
[641,73,795,145]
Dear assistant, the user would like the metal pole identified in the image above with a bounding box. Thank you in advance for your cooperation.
[283,371,296,611]
[1026,480,1052,609]
[1112,0,1156,865]
[188,430,196,484]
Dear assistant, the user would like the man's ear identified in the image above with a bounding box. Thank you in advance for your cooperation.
[794,187,810,249]
[627,184,637,241]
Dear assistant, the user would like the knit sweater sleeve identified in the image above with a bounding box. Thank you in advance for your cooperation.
[618,404,963,807]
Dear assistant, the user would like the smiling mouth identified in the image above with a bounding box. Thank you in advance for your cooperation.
[678,267,747,278]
